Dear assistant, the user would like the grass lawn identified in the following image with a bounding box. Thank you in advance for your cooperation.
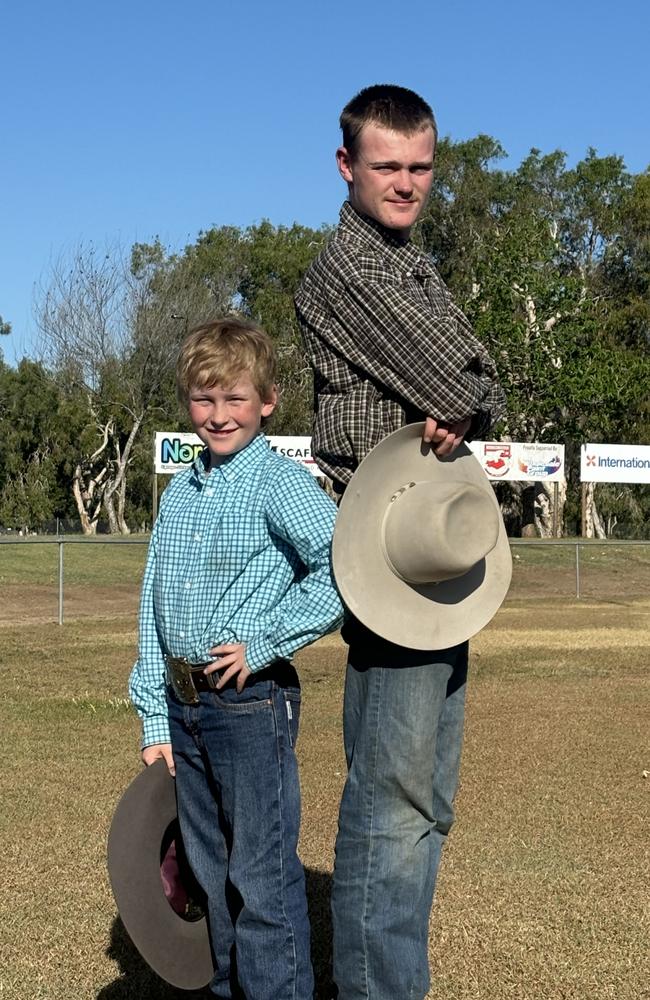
[1,590,648,999]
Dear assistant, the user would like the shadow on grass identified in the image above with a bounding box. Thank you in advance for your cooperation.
[98,916,198,999]
[98,868,334,1000]
[306,868,334,999]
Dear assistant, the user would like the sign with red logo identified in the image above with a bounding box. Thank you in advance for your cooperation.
[469,442,565,482]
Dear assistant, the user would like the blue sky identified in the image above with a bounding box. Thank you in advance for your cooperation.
[2,0,648,365]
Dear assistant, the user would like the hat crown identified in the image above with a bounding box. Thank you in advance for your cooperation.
[382,480,500,585]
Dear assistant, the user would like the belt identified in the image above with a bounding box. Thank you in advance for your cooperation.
[165,655,217,705]
[165,654,301,706]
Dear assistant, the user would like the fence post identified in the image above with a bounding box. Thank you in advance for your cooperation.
[575,542,580,600]
[58,539,64,625]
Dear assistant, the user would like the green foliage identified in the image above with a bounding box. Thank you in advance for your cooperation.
[0,360,77,529]
[13,137,650,535]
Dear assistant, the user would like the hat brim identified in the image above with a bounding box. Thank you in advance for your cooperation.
[333,424,512,649]
[107,760,214,990]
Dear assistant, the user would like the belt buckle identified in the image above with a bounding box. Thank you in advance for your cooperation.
[165,655,200,705]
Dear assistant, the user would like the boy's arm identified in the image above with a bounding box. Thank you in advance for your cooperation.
[324,274,505,431]
[128,518,171,750]
[243,465,344,670]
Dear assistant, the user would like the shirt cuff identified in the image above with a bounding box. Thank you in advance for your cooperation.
[142,713,171,749]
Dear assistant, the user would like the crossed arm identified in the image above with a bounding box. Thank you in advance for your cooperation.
[323,272,504,450]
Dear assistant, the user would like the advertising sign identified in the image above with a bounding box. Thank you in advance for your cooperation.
[580,443,650,484]
[266,436,322,477]
[155,432,205,474]
[469,441,565,482]
[154,432,323,477]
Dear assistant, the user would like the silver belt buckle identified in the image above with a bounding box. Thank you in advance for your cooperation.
[165,655,200,705]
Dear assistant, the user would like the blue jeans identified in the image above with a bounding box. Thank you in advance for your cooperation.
[167,663,313,1000]
[332,622,468,1000]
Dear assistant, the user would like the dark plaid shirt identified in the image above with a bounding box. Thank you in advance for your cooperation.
[295,201,505,487]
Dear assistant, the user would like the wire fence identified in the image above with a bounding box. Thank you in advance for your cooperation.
[2,536,650,626]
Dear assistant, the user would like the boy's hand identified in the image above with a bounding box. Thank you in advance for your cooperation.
[142,742,176,777]
[423,416,471,457]
[205,643,252,692]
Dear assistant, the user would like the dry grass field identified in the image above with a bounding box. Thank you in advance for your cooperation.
[1,542,649,999]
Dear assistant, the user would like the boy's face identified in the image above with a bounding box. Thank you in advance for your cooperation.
[188,374,277,467]
[336,123,435,238]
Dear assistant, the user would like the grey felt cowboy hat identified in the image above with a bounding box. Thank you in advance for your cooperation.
[107,759,214,990]
[332,423,512,649]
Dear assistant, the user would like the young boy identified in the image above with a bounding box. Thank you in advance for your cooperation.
[129,317,343,1000]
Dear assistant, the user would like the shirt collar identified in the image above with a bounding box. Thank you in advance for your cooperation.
[190,433,269,485]
[338,201,433,273]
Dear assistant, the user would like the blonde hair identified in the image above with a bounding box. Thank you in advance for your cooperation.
[176,317,277,404]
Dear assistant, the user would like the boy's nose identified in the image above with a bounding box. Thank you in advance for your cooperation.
[393,170,413,196]
[210,403,229,425]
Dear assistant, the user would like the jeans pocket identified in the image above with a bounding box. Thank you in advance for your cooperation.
[284,689,301,748]
[209,679,274,711]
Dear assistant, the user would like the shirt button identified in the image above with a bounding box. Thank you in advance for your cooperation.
[206,487,214,496]
[179,631,185,638]
[185,582,192,589]
[194,532,201,541]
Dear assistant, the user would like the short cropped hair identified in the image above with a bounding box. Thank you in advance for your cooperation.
[340,84,437,159]
[176,317,277,404]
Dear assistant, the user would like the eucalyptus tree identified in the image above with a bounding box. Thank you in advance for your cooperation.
[420,140,649,535]
[35,242,213,533]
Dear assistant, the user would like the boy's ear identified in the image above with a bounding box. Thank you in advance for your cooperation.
[261,385,278,419]
[336,146,354,185]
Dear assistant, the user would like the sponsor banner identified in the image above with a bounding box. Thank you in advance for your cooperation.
[580,443,650,484]
[155,432,323,477]
[266,436,322,477]
[469,441,565,482]
[155,432,204,473]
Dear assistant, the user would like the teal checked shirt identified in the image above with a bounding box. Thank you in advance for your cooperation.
[129,433,344,747]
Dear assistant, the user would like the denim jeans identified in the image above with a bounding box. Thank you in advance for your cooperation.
[332,621,468,1000]
[167,663,313,1000]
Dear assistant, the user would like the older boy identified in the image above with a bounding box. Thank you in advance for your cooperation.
[295,85,505,999]
[129,317,343,1000]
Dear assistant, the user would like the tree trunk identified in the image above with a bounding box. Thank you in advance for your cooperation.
[582,482,606,539]
[72,465,104,535]
[104,491,120,534]
[534,483,553,538]
[534,480,566,538]
[117,473,131,535]
[102,413,143,534]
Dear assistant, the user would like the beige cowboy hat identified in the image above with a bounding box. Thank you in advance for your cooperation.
[332,424,512,649]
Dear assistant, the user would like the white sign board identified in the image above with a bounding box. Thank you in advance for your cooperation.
[155,432,205,473]
[580,443,650,483]
[154,432,323,477]
[266,436,322,477]
[469,441,565,482]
